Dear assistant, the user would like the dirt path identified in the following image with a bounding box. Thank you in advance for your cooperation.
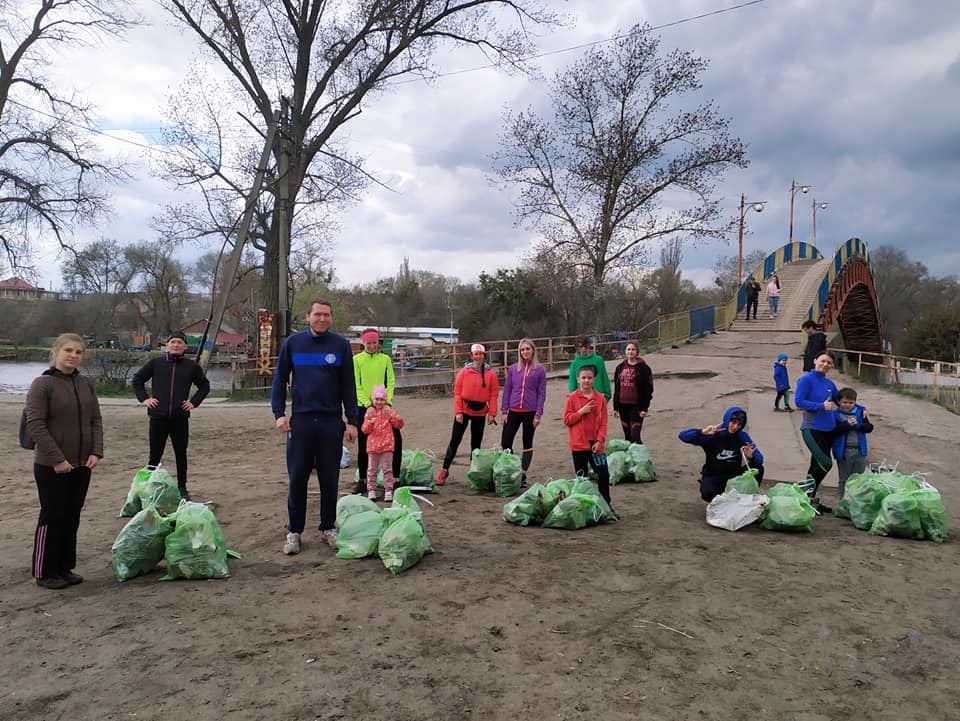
[1,334,958,721]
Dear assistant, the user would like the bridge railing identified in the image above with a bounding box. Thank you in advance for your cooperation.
[832,347,960,413]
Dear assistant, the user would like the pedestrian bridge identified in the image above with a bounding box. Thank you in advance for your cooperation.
[733,239,883,356]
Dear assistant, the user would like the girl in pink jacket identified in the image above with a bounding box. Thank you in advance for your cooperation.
[360,385,405,501]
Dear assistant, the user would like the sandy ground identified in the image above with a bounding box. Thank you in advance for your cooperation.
[1,330,959,721]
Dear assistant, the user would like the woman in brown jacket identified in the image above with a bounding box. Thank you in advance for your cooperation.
[24,333,103,590]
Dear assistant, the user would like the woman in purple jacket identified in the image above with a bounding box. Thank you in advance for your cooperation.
[500,338,547,486]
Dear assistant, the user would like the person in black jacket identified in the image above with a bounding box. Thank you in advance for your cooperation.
[744,278,761,320]
[131,331,210,500]
[612,340,653,443]
[801,320,828,372]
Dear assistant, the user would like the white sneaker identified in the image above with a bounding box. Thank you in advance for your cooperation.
[319,528,338,547]
[384,490,394,502]
[367,490,378,500]
[283,532,301,555]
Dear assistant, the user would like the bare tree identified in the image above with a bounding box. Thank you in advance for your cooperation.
[125,241,188,339]
[495,25,748,294]
[159,0,558,319]
[60,236,135,336]
[0,0,134,275]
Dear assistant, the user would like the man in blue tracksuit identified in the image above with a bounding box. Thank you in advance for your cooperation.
[794,351,839,513]
[271,300,358,555]
[678,406,764,502]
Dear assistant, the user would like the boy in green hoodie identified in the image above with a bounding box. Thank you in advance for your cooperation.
[568,337,611,400]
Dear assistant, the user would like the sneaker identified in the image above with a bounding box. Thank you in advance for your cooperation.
[773,407,782,412]
[319,528,338,548]
[384,490,394,502]
[60,571,83,585]
[608,506,621,521]
[178,486,191,502]
[351,482,365,495]
[36,576,69,590]
[784,406,795,413]
[367,490,378,500]
[520,473,528,489]
[283,532,301,555]
[436,469,448,486]
[810,498,833,515]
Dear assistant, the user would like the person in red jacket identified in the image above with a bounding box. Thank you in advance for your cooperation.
[563,365,615,512]
[437,343,499,485]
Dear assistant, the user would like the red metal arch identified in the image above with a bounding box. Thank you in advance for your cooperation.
[819,257,883,354]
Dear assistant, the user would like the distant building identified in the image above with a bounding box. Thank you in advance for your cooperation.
[347,325,459,355]
[180,319,249,354]
[0,277,61,301]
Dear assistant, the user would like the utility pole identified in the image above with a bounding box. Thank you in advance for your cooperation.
[277,97,291,337]
[197,110,280,371]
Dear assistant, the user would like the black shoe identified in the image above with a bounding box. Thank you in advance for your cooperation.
[36,576,69,590]
[351,482,365,495]
[784,406,795,413]
[178,486,191,502]
[520,473,528,489]
[60,571,83,585]
[810,498,832,514]
[773,407,782,412]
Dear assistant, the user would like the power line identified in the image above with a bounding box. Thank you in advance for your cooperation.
[4,0,768,155]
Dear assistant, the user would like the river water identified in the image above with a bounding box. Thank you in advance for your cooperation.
[0,361,235,394]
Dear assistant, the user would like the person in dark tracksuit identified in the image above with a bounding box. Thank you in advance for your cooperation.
[794,352,839,514]
[131,331,210,501]
[678,406,764,502]
[24,333,103,590]
[272,300,358,555]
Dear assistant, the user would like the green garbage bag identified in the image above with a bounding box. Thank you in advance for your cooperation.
[625,444,657,482]
[390,486,421,515]
[336,495,380,527]
[400,449,436,488]
[725,468,761,495]
[502,482,548,526]
[542,493,610,529]
[915,488,949,543]
[335,510,385,558]
[379,514,434,574]
[111,505,175,582]
[120,466,181,517]
[869,491,925,540]
[606,438,631,453]
[493,452,522,497]
[607,451,632,485]
[760,483,815,533]
[838,472,921,530]
[466,448,497,491]
[162,502,231,580]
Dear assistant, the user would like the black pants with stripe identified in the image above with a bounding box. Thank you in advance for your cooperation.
[33,464,91,579]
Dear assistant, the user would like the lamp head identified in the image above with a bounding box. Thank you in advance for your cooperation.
[818,202,829,210]
[751,202,765,213]
[800,185,810,194]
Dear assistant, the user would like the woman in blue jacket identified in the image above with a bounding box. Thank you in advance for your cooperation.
[793,352,839,513]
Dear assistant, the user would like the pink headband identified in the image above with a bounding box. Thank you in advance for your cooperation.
[361,331,379,343]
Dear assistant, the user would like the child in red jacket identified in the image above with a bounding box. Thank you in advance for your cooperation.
[563,365,614,509]
[360,385,405,501]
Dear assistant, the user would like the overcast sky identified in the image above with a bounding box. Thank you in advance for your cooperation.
[32,0,960,291]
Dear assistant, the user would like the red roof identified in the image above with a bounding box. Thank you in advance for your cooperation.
[0,277,42,290]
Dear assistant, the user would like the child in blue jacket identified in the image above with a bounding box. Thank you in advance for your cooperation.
[773,353,794,412]
[679,406,764,502]
[831,387,874,499]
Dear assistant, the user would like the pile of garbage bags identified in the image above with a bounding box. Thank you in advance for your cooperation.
[467,449,522,497]
[706,471,816,533]
[334,488,434,574]
[837,469,948,543]
[112,467,237,582]
[604,441,657,484]
[502,477,617,530]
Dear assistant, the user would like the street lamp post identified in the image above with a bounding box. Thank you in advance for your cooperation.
[812,198,829,247]
[788,179,810,244]
[738,193,767,286]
